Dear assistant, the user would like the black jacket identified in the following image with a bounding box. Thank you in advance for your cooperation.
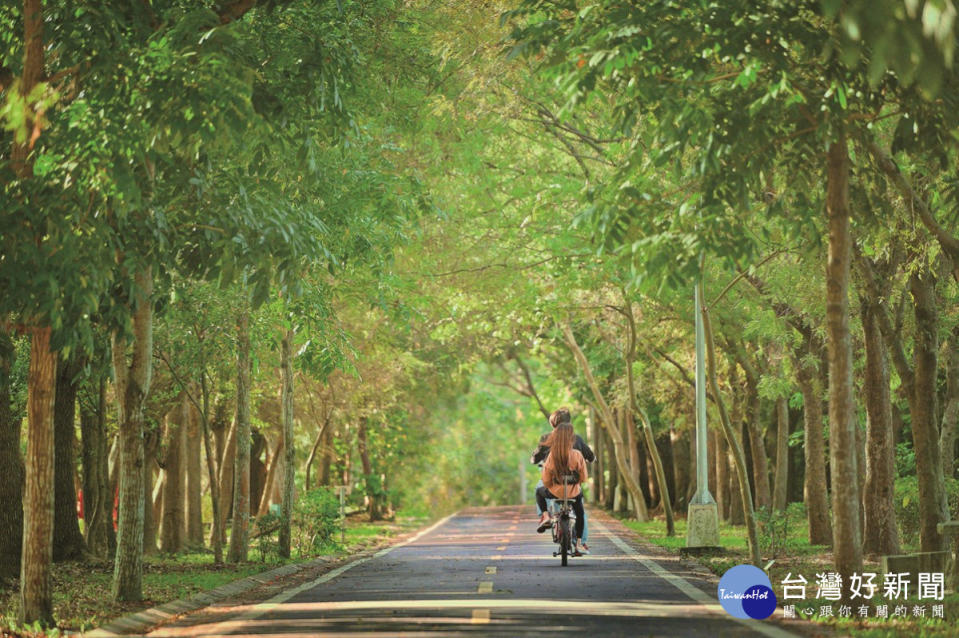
[531,432,595,465]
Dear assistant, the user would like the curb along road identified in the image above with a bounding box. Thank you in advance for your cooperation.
[82,558,328,636]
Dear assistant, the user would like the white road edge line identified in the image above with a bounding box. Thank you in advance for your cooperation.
[153,511,459,637]
[590,519,799,638]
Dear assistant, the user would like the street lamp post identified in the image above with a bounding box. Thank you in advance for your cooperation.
[686,277,721,548]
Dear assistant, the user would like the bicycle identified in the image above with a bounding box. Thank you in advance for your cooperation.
[546,472,579,566]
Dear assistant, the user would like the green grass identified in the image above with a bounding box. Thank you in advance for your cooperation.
[1,552,275,633]
[623,518,749,551]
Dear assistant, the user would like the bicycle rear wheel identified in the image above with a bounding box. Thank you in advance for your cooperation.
[560,518,570,566]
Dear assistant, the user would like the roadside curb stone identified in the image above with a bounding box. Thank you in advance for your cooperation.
[80,558,328,637]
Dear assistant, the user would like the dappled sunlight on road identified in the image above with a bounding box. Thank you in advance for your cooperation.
[143,507,795,637]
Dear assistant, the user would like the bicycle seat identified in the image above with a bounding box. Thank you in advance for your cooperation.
[561,473,578,484]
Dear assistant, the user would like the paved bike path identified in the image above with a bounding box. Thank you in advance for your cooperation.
[147,506,806,637]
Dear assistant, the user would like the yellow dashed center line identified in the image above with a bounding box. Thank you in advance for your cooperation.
[496,545,507,550]
[471,609,490,624]
[485,566,497,575]
[478,581,493,594]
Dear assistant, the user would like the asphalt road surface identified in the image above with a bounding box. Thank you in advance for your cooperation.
[148,506,802,637]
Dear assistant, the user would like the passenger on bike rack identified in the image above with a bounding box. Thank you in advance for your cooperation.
[535,423,588,555]
[532,407,594,553]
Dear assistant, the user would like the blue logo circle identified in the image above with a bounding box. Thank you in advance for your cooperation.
[742,584,777,619]
[717,565,777,619]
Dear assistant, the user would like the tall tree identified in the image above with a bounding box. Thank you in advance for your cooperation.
[111,267,154,601]
[793,333,833,546]
[825,136,863,580]
[20,327,57,625]
[278,328,296,556]
[772,396,789,512]
[159,397,187,554]
[52,359,84,561]
[859,284,900,556]
[228,309,253,562]
[79,371,113,558]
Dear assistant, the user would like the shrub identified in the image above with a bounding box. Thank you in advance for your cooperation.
[253,509,282,562]
[292,487,343,557]
[755,503,806,558]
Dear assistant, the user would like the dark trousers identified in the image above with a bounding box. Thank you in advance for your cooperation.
[536,486,585,540]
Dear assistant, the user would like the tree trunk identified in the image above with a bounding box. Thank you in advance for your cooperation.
[670,428,689,511]
[860,300,899,555]
[357,418,382,522]
[727,435,745,525]
[211,399,229,489]
[656,431,675,508]
[159,398,186,554]
[257,435,283,517]
[111,267,153,602]
[200,404,223,564]
[640,440,655,508]
[0,331,24,579]
[304,428,324,493]
[279,330,296,556]
[184,402,203,547]
[53,359,84,561]
[622,296,673,532]
[772,397,789,511]
[744,376,772,510]
[604,422,618,510]
[626,409,645,508]
[795,350,832,546]
[590,407,604,503]
[825,137,863,581]
[19,327,57,625]
[939,330,959,479]
[251,429,267,506]
[229,310,252,562]
[8,0,46,604]
[142,427,159,555]
[561,323,648,521]
[318,425,333,488]
[214,418,237,548]
[713,428,728,521]
[910,270,950,552]
[80,374,112,558]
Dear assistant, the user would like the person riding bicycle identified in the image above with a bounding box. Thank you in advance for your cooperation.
[531,407,595,465]
[532,407,593,553]
[535,423,588,555]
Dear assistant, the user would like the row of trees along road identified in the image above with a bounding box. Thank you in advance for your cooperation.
[0,0,432,626]
[504,0,959,584]
[4,0,959,629]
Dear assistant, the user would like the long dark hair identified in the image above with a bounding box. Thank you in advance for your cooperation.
[546,423,575,483]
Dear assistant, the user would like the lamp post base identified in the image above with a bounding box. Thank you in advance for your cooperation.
[686,502,720,548]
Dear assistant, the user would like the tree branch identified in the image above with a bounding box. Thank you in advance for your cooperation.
[510,353,550,421]
[866,138,959,274]
[853,248,914,394]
